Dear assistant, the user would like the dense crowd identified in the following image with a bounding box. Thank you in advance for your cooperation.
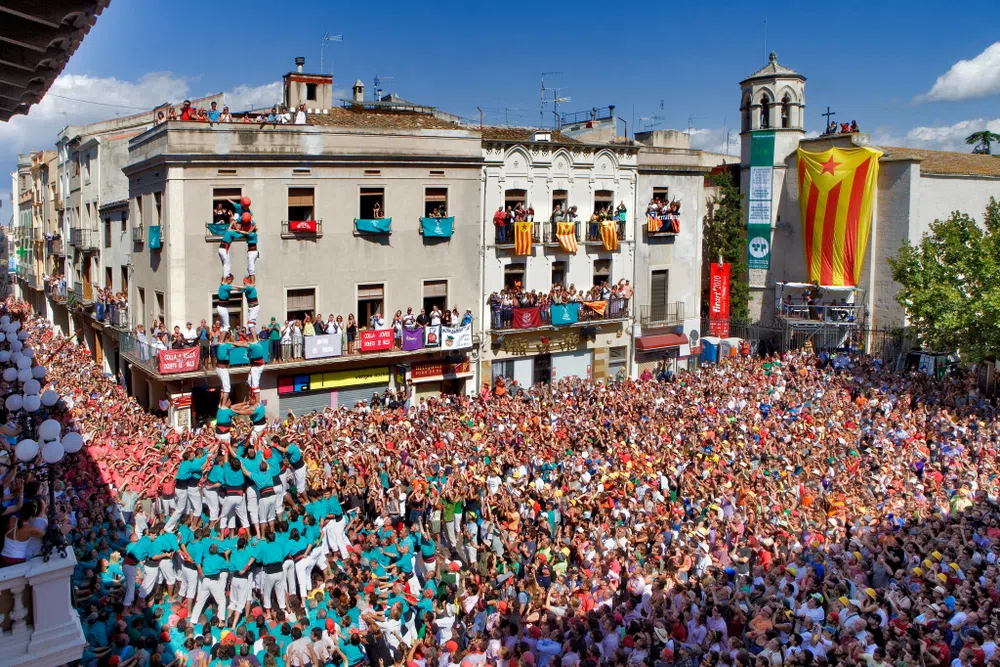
[3,297,1000,667]
[488,281,632,329]
[155,100,309,127]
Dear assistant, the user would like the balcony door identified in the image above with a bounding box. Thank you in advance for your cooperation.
[650,270,668,323]
[82,256,92,297]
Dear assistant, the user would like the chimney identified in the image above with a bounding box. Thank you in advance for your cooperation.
[295,57,305,73]
[352,79,365,103]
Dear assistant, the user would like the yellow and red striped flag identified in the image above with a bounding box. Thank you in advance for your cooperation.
[600,220,619,251]
[556,221,578,253]
[797,146,882,286]
[514,221,534,255]
[646,214,662,233]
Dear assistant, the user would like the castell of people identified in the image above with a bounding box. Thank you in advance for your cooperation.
[3,4,1000,667]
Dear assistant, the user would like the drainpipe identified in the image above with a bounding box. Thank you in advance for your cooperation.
[628,163,639,379]
[478,145,487,395]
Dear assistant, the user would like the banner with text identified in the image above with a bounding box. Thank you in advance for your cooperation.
[305,333,343,359]
[289,220,318,234]
[402,327,424,351]
[420,217,454,238]
[355,218,392,234]
[550,303,580,327]
[708,263,731,337]
[440,324,473,350]
[747,130,774,270]
[513,306,542,329]
[158,347,200,375]
[359,328,394,352]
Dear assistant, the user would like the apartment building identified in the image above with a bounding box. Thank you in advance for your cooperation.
[120,65,482,423]
[12,150,58,315]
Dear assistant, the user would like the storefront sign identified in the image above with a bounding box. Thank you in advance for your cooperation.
[440,324,472,350]
[411,359,472,382]
[359,328,393,352]
[158,347,200,375]
[305,333,343,359]
[278,366,390,393]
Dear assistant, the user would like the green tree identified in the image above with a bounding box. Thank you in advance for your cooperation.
[965,130,1000,155]
[888,197,1000,362]
[703,169,750,321]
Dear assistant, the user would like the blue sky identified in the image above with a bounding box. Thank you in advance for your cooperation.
[4,0,1000,215]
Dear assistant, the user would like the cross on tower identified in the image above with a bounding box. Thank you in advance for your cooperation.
[822,106,836,127]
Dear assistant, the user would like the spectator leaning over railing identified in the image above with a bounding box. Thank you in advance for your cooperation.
[488,280,630,329]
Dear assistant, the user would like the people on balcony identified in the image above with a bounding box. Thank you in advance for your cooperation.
[488,280,630,329]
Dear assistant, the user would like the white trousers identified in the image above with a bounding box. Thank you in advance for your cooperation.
[246,486,259,525]
[247,250,259,276]
[323,518,351,560]
[191,572,228,622]
[165,486,200,532]
[216,366,231,393]
[256,491,278,524]
[218,247,231,277]
[203,489,221,522]
[216,305,230,332]
[220,493,250,529]
[295,549,325,598]
[293,466,307,494]
[283,558,297,597]
[179,564,199,600]
[138,563,160,599]
[248,304,260,326]
[262,569,287,609]
[249,365,263,392]
[230,574,253,615]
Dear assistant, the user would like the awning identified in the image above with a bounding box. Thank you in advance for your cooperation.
[635,333,688,351]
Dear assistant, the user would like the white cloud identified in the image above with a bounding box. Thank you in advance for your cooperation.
[221,82,282,112]
[873,117,1000,152]
[689,127,742,156]
[920,42,1000,102]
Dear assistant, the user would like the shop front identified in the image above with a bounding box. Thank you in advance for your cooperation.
[276,366,392,414]
[634,317,702,375]
[409,356,473,402]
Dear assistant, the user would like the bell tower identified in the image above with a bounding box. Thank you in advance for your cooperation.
[739,51,806,164]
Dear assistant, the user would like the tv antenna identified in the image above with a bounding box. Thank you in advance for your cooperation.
[540,71,561,126]
[687,115,697,134]
[320,32,343,74]
[638,115,666,131]
[374,74,395,101]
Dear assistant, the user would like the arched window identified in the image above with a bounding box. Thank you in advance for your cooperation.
[781,94,792,128]
[759,94,771,129]
[741,95,751,133]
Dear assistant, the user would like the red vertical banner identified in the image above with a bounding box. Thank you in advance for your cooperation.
[709,263,731,337]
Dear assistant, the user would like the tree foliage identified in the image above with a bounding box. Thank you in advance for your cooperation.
[703,169,750,321]
[888,197,1000,362]
[965,130,1000,155]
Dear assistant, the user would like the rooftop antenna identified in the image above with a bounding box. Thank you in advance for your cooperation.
[320,32,343,75]
[540,71,561,127]
[549,88,571,128]
[762,18,767,66]
[687,115,697,134]
[374,74,395,101]
[504,108,525,125]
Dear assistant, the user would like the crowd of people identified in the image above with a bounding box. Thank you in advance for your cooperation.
[155,100,309,127]
[822,120,860,136]
[5,293,1000,667]
[488,280,632,329]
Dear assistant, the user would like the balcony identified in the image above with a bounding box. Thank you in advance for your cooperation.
[31,228,43,242]
[0,551,87,667]
[95,302,130,329]
[584,219,626,246]
[645,213,680,237]
[639,301,686,329]
[47,236,64,257]
[543,221,581,247]
[23,268,40,291]
[46,280,67,302]
[71,281,93,306]
[281,219,323,238]
[778,301,866,325]
[489,297,630,331]
[69,228,98,252]
[131,226,145,244]
[494,221,541,247]
[54,197,64,211]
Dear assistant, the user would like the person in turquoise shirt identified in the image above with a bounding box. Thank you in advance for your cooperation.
[219,451,249,540]
[122,535,149,608]
[148,528,179,603]
[215,273,235,332]
[203,456,226,526]
[337,622,366,667]
[258,531,289,615]
[240,456,277,537]
[227,535,258,627]
[215,398,236,442]
[191,542,231,622]
[164,448,208,533]
[178,527,208,615]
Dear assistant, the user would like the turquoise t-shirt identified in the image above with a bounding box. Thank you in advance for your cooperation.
[216,407,235,426]
[258,541,285,566]
[230,544,258,574]
[201,553,231,577]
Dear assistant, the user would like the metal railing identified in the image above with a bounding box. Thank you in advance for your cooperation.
[281,219,323,238]
[778,301,866,323]
[69,227,99,251]
[584,218,626,244]
[95,302,130,329]
[640,301,686,328]
[131,226,145,244]
[47,236,64,256]
[543,220,580,245]
[72,280,93,304]
[23,268,39,290]
[47,280,67,301]
[560,106,615,125]
[494,221,540,246]
[490,297,629,330]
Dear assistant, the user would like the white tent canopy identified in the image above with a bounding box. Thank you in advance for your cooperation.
[776,282,860,292]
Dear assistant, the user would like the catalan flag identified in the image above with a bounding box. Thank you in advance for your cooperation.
[646,214,662,233]
[514,221,534,255]
[600,220,619,251]
[797,146,882,286]
[556,221,578,253]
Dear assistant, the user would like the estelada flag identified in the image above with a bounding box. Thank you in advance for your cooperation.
[797,146,882,286]
[585,300,608,316]
[514,221,534,255]
[600,220,619,251]
[556,221,578,253]
[646,214,662,233]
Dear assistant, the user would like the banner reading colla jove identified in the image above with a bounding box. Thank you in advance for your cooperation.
[747,130,774,270]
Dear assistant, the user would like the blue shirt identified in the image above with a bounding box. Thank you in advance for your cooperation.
[250,403,266,424]
[246,228,258,245]
[216,343,232,364]
[223,466,245,488]
[217,283,233,302]
[258,540,285,566]
[152,532,178,555]
[127,536,153,561]
[186,539,206,566]
[222,229,241,245]
[201,552,230,577]
[216,407,235,426]
[206,464,226,486]
[207,109,221,122]
[230,544,258,573]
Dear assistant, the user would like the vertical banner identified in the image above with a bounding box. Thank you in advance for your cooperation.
[747,130,775,270]
[708,263,731,337]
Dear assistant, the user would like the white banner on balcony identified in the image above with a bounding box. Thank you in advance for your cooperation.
[440,324,473,351]
[305,333,343,360]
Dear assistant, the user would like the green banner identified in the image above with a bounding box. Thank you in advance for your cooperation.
[355,218,392,234]
[747,130,775,270]
[747,224,772,269]
[749,130,775,165]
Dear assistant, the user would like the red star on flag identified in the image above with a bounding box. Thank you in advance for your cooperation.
[820,156,840,175]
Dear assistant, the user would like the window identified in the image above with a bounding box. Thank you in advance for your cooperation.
[552,189,568,213]
[504,262,525,290]
[492,360,514,383]
[422,280,448,314]
[504,189,526,212]
[306,83,317,101]
[286,288,316,323]
[359,187,384,219]
[356,284,384,325]
[155,291,165,326]
[137,287,146,327]
[105,267,113,290]
[650,270,668,322]
[652,187,669,202]
[781,94,792,128]
[551,260,567,287]
[121,210,128,235]
[594,189,613,215]
[212,187,241,224]
[759,94,770,129]
[213,290,243,330]
[424,188,448,217]
[84,155,91,182]
[533,354,552,386]
[104,218,112,248]
[154,192,162,226]
[287,187,315,222]
[135,196,144,227]
[593,259,611,286]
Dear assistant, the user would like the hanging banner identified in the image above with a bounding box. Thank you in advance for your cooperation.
[402,327,424,351]
[600,221,619,251]
[514,221,534,255]
[556,221,578,253]
[148,225,162,249]
[207,222,230,236]
[709,263,731,336]
[305,333,343,359]
[440,324,473,350]
[355,218,392,234]
[158,347,200,375]
[289,220,318,234]
[747,130,775,270]
[797,146,883,286]
[550,303,580,326]
[424,325,442,347]
[512,307,541,329]
[360,328,394,352]
[420,217,454,238]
